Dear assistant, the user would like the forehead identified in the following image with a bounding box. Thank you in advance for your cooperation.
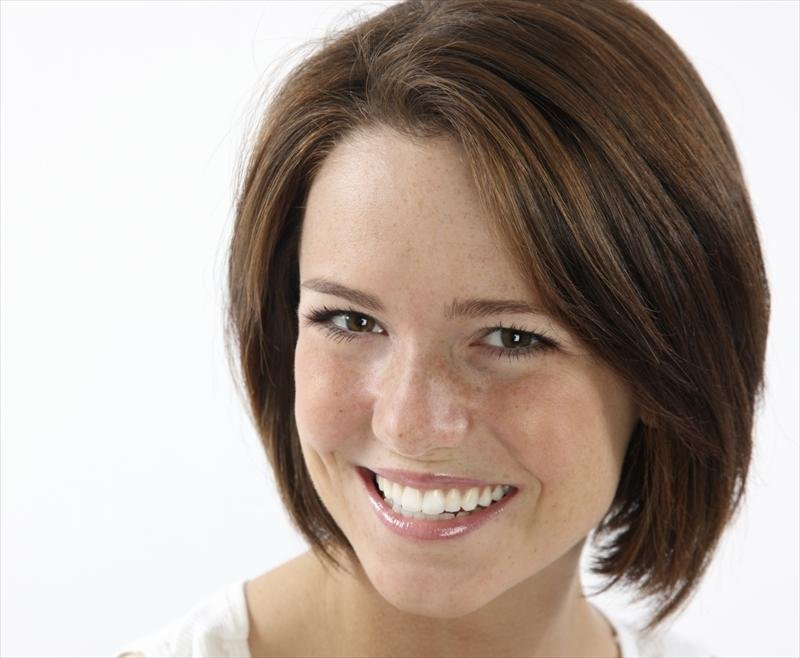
[300,126,526,295]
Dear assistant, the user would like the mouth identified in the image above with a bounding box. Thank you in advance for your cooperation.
[356,466,518,541]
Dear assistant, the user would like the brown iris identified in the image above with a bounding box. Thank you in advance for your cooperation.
[343,313,377,332]
[499,328,534,348]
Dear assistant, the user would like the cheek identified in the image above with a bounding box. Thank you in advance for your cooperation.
[293,332,368,454]
[485,366,633,515]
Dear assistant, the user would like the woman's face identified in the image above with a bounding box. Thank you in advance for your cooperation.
[294,125,640,617]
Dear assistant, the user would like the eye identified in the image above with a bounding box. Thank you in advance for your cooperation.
[481,325,554,361]
[300,305,556,361]
[485,326,537,349]
[301,305,385,344]
[332,311,384,334]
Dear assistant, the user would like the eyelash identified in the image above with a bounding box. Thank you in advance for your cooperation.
[300,304,557,362]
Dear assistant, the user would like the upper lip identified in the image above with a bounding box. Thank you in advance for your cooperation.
[364,466,513,490]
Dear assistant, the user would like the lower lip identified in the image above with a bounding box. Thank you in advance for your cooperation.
[356,466,518,541]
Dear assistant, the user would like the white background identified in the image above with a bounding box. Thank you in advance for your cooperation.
[1,1,797,656]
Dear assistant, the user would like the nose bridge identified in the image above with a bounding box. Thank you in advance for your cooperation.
[372,344,471,457]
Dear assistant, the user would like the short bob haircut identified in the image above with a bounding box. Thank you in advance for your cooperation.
[225,0,770,634]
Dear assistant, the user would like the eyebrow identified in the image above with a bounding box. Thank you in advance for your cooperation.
[300,277,548,320]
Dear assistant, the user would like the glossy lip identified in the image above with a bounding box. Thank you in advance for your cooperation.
[356,466,518,541]
[370,466,511,490]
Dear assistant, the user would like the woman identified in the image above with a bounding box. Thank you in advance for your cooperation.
[117,0,769,656]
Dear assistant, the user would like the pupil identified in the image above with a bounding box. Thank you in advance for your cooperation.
[502,328,531,348]
[346,313,372,332]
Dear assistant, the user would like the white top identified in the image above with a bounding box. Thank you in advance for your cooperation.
[114,579,715,658]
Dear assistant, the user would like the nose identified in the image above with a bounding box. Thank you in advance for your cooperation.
[370,346,471,459]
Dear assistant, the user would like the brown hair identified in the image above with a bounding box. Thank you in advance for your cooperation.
[225,0,770,633]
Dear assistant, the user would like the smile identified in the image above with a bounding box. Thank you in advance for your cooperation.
[356,466,518,541]
[376,473,512,519]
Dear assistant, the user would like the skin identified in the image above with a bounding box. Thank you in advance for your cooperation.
[246,125,640,657]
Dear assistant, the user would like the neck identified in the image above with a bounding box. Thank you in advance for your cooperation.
[309,542,619,658]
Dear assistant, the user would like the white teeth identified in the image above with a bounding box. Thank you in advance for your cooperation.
[424,512,455,520]
[374,473,512,518]
[421,489,446,515]
[461,487,479,511]
[444,488,462,513]
[401,486,423,513]
[391,481,404,503]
